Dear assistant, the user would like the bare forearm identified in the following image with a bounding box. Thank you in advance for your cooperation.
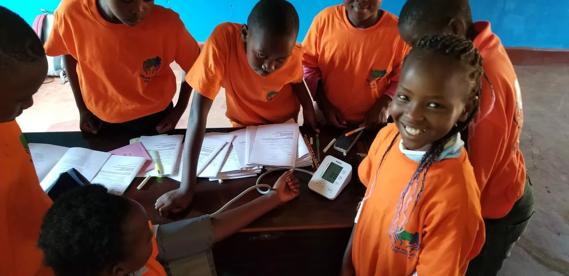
[314,80,331,109]
[63,55,88,113]
[211,192,282,242]
[175,81,192,110]
[180,93,212,194]
[291,82,314,111]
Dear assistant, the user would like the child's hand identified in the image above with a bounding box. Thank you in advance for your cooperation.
[156,106,185,134]
[155,188,194,217]
[79,110,102,134]
[272,170,301,203]
[321,102,347,128]
[364,95,391,128]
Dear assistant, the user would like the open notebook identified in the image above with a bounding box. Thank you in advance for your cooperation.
[29,144,146,195]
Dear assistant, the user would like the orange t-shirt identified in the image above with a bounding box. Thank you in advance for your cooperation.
[354,124,485,276]
[138,226,167,276]
[45,0,200,123]
[470,22,526,219]
[302,5,409,122]
[186,23,303,126]
[0,121,53,276]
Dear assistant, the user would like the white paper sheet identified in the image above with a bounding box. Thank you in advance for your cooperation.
[139,135,183,176]
[91,155,146,195]
[199,136,235,179]
[229,129,248,168]
[247,123,299,167]
[28,143,69,181]
[197,133,234,175]
[40,148,111,191]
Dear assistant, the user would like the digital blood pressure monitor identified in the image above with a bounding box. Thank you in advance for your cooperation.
[308,155,352,200]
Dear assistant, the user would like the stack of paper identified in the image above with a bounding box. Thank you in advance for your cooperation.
[167,123,311,183]
[246,123,299,167]
[137,134,184,177]
[29,144,146,195]
[212,129,263,181]
[296,137,313,167]
[168,133,237,181]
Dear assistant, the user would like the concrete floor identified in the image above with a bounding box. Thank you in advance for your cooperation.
[16,65,569,275]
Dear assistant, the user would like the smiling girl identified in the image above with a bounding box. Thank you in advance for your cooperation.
[341,34,486,276]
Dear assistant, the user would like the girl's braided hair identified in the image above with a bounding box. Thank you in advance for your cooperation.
[388,34,483,248]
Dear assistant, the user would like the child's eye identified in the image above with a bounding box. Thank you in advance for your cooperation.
[426,102,443,109]
[256,52,267,59]
[396,94,409,102]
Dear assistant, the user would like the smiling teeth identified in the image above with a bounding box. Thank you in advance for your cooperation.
[405,126,423,136]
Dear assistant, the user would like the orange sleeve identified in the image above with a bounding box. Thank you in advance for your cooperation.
[185,24,228,100]
[173,17,200,72]
[289,46,304,84]
[468,80,509,193]
[389,40,411,84]
[358,124,397,187]
[301,13,322,69]
[415,173,485,276]
[44,6,74,57]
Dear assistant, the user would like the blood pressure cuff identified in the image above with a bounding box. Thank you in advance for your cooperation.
[47,168,90,200]
[156,215,217,276]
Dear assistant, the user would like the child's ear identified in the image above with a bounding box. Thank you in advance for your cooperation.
[241,24,249,42]
[448,17,468,38]
[459,94,478,122]
[110,264,128,276]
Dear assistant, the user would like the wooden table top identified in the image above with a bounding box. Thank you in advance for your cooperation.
[25,126,375,232]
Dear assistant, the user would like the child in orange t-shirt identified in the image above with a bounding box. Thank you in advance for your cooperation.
[45,0,200,135]
[302,0,409,128]
[341,35,485,276]
[154,0,318,216]
[39,171,299,276]
[0,7,53,276]
[398,1,534,274]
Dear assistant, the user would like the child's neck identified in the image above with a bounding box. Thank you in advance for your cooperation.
[348,10,383,29]
[96,0,121,24]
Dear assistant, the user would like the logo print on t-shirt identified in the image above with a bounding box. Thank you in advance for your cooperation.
[391,229,420,257]
[266,91,278,102]
[141,56,162,82]
[368,69,386,81]
[19,134,30,154]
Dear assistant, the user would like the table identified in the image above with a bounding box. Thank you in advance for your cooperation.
[25,126,375,275]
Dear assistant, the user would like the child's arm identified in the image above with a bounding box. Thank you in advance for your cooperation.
[315,80,347,128]
[291,82,319,132]
[64,55,102,134]
[155,93,212,216]
[156,81,192,133]
[210,171,300,242]
[364,94,391,128]
[341,227,356,276]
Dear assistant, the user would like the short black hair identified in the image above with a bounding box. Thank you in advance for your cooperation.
[0,6,45,70]
[38,185,133,276]
[399,0,473,29]
[247,0,299,38]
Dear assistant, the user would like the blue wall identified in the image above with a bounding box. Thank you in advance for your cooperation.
[2,0,568,49]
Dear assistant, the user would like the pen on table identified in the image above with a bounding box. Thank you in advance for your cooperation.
[137,175,152,190]
[149,150,163,176]
[323,138,336,154]
[345,126,366,137]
